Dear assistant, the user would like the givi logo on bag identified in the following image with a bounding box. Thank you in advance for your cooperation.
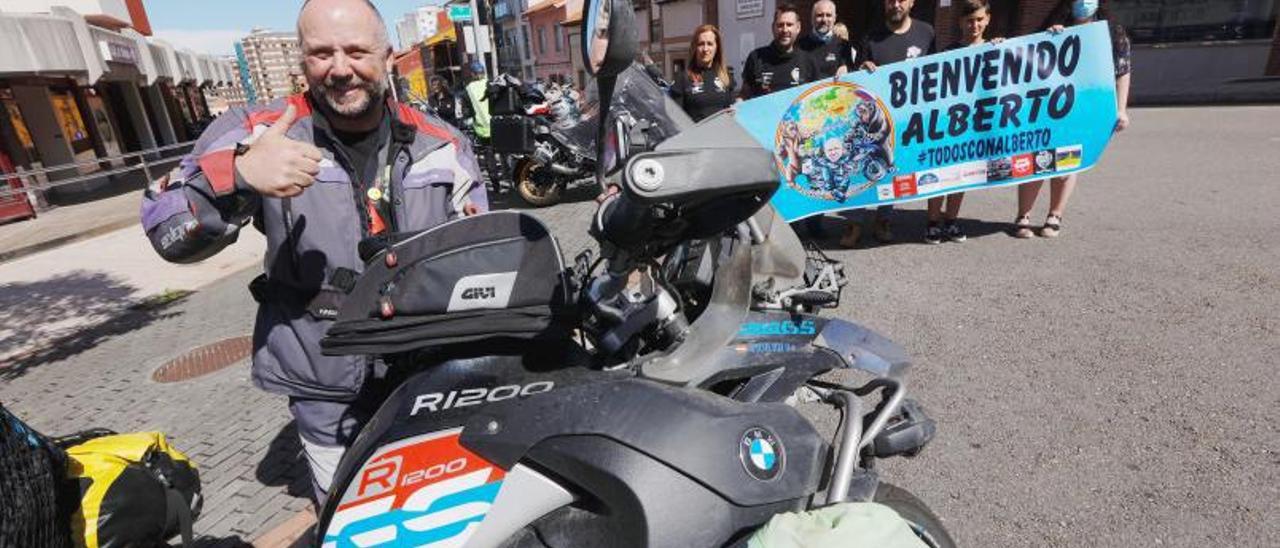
[461,286,496,300]
[447,271,517,311]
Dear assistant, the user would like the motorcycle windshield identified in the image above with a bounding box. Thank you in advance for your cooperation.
[553,64,693,160]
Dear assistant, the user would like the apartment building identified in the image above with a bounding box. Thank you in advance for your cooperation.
[238,28,305,103]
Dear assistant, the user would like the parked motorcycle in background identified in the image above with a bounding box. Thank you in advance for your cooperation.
[488,67,679,207]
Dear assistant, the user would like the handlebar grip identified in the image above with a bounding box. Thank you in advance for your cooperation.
[594,193,653,249]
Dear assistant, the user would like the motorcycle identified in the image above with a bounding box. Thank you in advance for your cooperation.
[502,67,682,208]
[312,1,955,546]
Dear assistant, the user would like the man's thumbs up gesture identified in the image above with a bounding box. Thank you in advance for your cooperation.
[236,104,325,198]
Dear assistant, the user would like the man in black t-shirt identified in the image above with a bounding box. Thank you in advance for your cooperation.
[797,0,857,78]
[841,0,936,246]
[740,3,820,100]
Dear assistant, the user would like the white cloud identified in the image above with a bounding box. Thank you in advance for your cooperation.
[151,29,248,56]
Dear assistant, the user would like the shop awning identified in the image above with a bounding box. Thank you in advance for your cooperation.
[0,10,96,79]
[425,26,457,47]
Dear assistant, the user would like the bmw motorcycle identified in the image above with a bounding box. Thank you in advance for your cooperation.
[312,1,955,546]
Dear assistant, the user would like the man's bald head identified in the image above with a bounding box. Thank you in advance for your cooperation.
[812,0,837,35]
[298,0,389,50]
[297,0,393,131]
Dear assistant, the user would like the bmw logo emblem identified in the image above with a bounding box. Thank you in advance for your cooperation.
[740,427,784,481]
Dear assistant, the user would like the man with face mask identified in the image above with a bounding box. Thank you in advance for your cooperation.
[797,0,857,78]
[794,0,857,237]
[139,0,487,506]
[740,3,820,99]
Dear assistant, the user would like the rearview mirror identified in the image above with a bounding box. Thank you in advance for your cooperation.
[582,0,637,79]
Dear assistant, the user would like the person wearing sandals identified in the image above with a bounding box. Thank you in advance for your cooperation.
[1014,0,1131,239]
[924,0,1001,244]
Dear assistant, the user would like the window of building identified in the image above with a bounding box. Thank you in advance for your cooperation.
[522,25,531,58]
[538,26,546,55]
[1109,0,1277,43]
[554,23,562,52]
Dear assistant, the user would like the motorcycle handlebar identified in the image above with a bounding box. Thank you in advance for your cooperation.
[593,192,653,251]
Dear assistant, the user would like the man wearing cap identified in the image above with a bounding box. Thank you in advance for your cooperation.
[139,0,487,506]
[463,61,492,141]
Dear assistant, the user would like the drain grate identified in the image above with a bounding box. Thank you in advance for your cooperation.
[152,336,253,383]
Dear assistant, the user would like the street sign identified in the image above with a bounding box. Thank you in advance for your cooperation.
[448,5,473,21]
[462,25,491,54]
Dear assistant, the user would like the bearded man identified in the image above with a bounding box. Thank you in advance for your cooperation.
[140,0,487,506]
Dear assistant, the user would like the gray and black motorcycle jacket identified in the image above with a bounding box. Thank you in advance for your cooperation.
[140,94,488,401]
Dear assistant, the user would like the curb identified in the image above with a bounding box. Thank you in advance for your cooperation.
[0,217,139,265]
[252,508,315,548]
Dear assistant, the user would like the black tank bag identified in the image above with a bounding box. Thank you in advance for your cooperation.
[321,211,575,356]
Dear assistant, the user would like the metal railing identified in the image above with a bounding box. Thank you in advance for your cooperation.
[0,141,197,202]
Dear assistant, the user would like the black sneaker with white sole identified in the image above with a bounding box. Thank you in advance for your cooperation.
[944,221,967,243]
[924,223,943,244]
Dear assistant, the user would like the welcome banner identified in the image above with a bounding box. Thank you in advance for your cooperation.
[734,22,1119,221]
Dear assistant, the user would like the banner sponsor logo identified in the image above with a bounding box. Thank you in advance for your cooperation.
[1011,153,1035,178]
[893,173,918,198]
[1056,144,1083,170]
[1034,149,1057,174]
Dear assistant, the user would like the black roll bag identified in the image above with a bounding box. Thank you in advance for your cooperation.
[322,211,575,356]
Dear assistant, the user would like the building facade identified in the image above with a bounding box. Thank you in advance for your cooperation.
[648,0,707,77]
[496,0,537,79]
[206,56,249,116]
[0,0,234,205]
[396,5,445,51]
[237,28,305,104]
[525,0,579,83]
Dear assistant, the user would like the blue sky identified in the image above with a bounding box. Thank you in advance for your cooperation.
[145,0,450,56]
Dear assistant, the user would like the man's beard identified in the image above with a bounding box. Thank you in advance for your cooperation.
[311,79,385,120]
[887,10,908,25]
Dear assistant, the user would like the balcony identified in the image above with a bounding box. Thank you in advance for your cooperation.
[494,0,520,22]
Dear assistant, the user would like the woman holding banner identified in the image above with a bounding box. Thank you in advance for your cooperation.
[1014,0,1131,239]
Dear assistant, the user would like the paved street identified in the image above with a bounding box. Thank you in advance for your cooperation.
[1,105,1277,546]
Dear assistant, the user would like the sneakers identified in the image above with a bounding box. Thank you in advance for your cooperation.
[1014,215,1034,239]
[925,221,965,244]
[924,222,943,244]
[839,222,862,248]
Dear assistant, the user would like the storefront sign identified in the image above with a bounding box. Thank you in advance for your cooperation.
[98,38,139,65]
[736,0,764,19]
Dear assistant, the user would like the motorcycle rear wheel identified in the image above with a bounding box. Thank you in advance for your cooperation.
[874,481,958,548]
[516,158,564,207]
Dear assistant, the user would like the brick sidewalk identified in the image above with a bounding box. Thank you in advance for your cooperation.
[0,185,600,546]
